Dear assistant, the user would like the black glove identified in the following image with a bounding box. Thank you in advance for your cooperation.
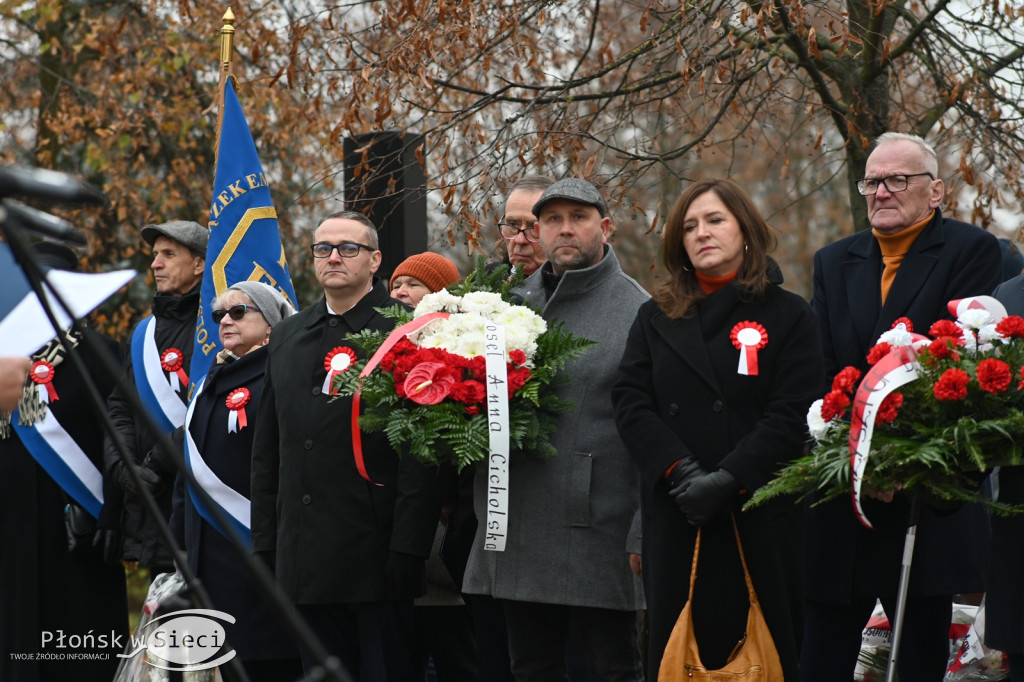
[113,459,164,497]
[385,551,426,599]
[93,528,122,566]
[666,457,706,511]
[677,468,741,527]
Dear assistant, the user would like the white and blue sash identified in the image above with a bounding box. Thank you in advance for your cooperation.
[183,377,250,544]
[130,316,186,433]
[12,406,104,518]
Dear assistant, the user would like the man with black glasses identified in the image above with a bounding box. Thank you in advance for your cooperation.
[803,133,1001,682]
[498,175,554,276]
[250,210,440,681]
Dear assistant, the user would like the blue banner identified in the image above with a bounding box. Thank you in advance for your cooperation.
[190,79,298,385]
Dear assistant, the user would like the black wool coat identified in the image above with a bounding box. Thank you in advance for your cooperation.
[0,330,128,682]
[808,209,1001,604]
[250,281,442,604]
[986,273,1024,654]
[612,278,824,680]
[170,347,299,662]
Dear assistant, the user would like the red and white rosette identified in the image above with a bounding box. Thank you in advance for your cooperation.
[730,321,768,376]
[226,387,251,433]
[29,360,59,403]
[323,346,358,396]
[160,348,189,391]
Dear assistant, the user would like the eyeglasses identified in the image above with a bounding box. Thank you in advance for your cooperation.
[855,172,935,196]
[212,304,261,324]
[498,219,540,242]
[311,242,376,258]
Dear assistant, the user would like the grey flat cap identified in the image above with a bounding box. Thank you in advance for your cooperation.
[532,178,608,218]
[141,220,209,257]
[228,281,295,328]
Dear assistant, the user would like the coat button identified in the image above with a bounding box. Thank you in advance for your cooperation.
[304,439,313,450]
[312,386,321,396]
[713,400,724,412]
[328,318,339,327]
[668,403,679,416]
[302,494,312,505]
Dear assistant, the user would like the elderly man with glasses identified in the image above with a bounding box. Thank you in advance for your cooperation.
[803,133,1002,682]
[250,210,441,682]
[497,175,554,276]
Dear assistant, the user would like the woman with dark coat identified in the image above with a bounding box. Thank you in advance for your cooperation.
[170,281,301,682]
[611,178,824,679]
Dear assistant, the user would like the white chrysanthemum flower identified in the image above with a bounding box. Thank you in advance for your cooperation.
[415,290,462,315]
[460,291,509,317]
[958,308,992,330]
[876,326,914,348]
[807,399,831,442]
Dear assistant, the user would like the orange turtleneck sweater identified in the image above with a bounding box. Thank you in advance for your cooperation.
[695,269,737,294]
[873,211,933,305]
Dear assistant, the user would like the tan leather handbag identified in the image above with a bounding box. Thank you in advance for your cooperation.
[658,515,784,681]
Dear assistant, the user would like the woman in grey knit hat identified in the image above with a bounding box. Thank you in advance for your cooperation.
[170,280,301,681]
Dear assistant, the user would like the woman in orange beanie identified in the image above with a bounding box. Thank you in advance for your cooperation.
[390,251,461,306]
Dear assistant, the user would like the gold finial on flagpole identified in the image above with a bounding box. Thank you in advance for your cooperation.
[215,7,236,167]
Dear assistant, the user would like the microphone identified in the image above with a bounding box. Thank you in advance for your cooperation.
[2,200,88,246]
[0,164,106,206]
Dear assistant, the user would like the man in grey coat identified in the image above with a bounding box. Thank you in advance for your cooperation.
[463,178,648,681]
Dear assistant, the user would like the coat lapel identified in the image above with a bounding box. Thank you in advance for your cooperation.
[843,232,882,348]
[650,306,721,395]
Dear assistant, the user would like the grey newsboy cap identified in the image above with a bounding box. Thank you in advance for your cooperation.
[227,281,295,328]
[532,178,608,218]
[141,220,209,257]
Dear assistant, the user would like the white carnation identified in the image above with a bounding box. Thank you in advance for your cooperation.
[876,326,914,348]
[806,399,831,442]
[958,308,993,330]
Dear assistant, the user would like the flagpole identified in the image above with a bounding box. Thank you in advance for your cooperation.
[214,7,235,168]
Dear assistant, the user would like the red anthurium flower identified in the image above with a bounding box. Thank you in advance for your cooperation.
[404,362,458,405]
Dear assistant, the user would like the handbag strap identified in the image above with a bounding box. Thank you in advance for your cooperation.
[686,514,759,604]
[730,513,760,604]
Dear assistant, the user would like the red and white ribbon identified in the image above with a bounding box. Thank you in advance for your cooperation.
[226,387,251,433]
[160,348,189,391]
[29,360,59,403]
[848,344,922,528]
[730,321,768,376]
[323,347,358,396]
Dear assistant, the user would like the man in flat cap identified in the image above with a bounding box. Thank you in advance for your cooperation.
[104,220,208,574]
[463,178,648,681]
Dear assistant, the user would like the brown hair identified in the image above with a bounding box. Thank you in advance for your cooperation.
[655,178,777,319]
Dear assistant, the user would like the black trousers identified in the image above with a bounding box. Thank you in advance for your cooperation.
[297,600,417,682]
[501,600,643,682]
[799,595,951,682]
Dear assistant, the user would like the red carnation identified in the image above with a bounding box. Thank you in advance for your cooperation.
[929,320,963,340]
[977,358,1012,394]
[450,380,486,404]
[933,368,970,401]
[465,406,480,416]
[509,349,527,366]
[821,389,851,422]
[866,342,893,366]
[996,315,1024,339]
[926,337,961,363]
[891,317,913,332]
[876,392,903,424]
[507,366,532,395]
[1018,367,1024,391]
[831,366,862,394]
